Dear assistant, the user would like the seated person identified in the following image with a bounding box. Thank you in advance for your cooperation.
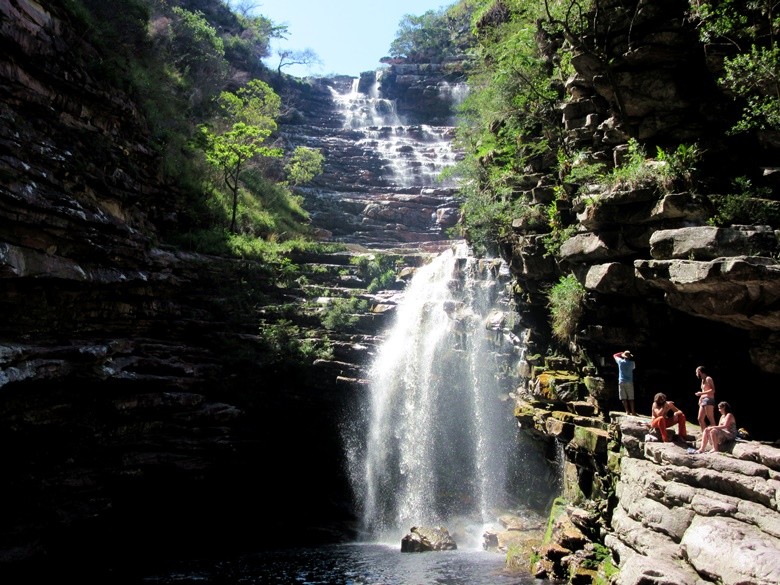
[697,401,736,453]
[650,392,688,442]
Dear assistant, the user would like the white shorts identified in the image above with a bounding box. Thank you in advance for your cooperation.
[618,382,634,401]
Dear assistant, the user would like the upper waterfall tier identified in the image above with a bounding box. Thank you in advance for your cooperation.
[279,71,468,250]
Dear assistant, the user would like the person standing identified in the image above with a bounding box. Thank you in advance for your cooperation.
[650,392,688,442]
[613,350,636,415]
[694,365,716,431]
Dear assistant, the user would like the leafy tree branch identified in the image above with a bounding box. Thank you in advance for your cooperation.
[196,80,283,232]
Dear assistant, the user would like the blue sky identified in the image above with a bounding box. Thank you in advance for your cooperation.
[240,0,451,77]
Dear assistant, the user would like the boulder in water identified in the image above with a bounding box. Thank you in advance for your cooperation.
[400,526,457,552]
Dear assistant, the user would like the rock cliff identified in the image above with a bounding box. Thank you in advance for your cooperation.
[0,0,381,573]
[609,417,780,585]
[505,1,780,583]
[1,0,779,583]
[0,0,470,575]
[507,0,780,439]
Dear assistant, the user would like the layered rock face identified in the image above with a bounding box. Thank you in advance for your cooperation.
[521,409,780,584]
[508,2,780,583]
[0,0,470,575]
[0,1,384,572]
[610,417,780,585]
[509,0,780,438]
[276,71,465,249]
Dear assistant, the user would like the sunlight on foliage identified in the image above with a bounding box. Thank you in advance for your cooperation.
[548,274,586,342]
[690,0,780,134]
[350,254,400,293]
[451,0,573,254]
[258,319,333,365]
[284,146,325,186]
[196,79,283,232]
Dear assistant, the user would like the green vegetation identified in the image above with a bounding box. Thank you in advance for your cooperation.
[285,147,325,186]
[257,319,333,365]
[195,80,284,232]
[388,7,471,62]
[62,0,316,258]
[709,176,780,227]
[166,6,227,96]
[591,542,619,585]
[548,274,586,342]
[450,1,574,254]
[449,0,779,255]
[542,187,576,256]
[350,254,401,293]
[321,297,369,330]
[543,496,568,543]
[690,0,780,134]
[557,139,702,196]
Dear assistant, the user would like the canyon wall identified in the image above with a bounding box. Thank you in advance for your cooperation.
[1,1,778,583]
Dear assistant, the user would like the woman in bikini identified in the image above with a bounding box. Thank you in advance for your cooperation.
[694,366,716,431]
[697,402,736,453]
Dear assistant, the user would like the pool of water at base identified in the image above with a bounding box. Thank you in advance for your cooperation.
[138,543,547,585]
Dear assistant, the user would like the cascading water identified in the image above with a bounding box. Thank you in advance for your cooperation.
[328,77,459,190]
[345,243,544,548]
[333,78,403,129]
[320,71,560,549]
[281,72,463,248]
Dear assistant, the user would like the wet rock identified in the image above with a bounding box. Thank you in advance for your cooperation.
[400,526,457,552]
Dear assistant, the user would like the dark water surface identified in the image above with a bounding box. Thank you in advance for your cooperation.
[139,543,544,585]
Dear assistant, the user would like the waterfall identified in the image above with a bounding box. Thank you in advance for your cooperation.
[345,243,536,547]
[321,71,561,549]
[327,74,459,190]
[331,78,403,129]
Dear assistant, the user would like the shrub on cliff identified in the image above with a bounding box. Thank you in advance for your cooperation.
[548,274,586,342]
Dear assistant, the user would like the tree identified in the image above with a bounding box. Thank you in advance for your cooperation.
[690,0,780,134]
[284,146,325,186]
[166,7,227,98]
[389,9,454,62]
[197,80,283,232]
[275,48,322,75]
[229,0,260,18]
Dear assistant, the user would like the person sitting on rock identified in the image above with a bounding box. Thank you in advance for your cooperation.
[696,401,736,453]
[650,392,688,443]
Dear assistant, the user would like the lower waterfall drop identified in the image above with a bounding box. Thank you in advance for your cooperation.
[347,243,541,548]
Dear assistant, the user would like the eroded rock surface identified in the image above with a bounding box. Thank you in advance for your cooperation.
[607,417,780,585]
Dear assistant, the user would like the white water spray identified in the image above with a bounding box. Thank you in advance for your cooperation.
[347,243,524,545]
[328,75,459,188]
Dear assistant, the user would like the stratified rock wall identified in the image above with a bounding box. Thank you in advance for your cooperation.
[508,0,780,439]
[0,0,469,575]
[506,2,780,583]
[608,417,780,585]
[275,69,466,250]
[0,1,371,573]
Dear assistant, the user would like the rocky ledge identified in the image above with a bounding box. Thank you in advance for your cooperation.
[608,415,780,585]
[527,408,780,585]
